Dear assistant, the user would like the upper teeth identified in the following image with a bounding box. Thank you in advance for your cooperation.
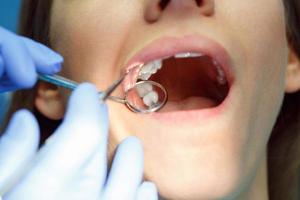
[138,60,162,81]
[215,64,227,85]
[137,52,227,85]
[174,52,203,58]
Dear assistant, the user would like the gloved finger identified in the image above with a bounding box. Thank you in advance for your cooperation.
[0,27,36,88]
[66,145,108,200]
[135,182,158,200]
[21,37,63,74]
[22,83,109,191]
[0,110,40,195]
[0,56,11,92]
[0,76,19,93]
[101,137,144,200]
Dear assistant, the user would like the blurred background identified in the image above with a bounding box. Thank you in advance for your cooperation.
[0,0,21,32]
[0,0,21,124]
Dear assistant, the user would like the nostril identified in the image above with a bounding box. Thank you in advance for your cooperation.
[159,0,171,10]
[195,0,203,7]
[159,0,202,9]
[145,0,163,23]
[145,0,214,23]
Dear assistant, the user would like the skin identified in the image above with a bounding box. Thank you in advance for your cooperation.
[35,0,300,199]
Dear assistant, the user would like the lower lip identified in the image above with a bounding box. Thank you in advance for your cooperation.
[146,84,234,124]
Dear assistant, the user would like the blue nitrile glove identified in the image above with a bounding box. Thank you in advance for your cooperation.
[0,27,63,92]
[0,83,158,200]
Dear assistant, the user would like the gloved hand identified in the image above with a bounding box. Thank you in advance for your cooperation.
[0,84,158,200]
[0,27,63,92]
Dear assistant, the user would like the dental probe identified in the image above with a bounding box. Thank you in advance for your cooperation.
[38,74,78,90]
[37,65,168,114]
[38,70,131,101]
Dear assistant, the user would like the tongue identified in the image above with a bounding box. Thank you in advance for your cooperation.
[160,96,218,112]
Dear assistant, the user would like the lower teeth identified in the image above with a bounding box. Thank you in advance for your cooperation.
[136,82,153,97]
[138,60,162,81]
[143,91,159,107]
[136,82,159,107]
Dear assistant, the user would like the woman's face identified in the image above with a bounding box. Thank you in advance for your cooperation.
[47,0,289,199]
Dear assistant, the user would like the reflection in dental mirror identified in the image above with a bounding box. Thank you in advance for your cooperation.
[110,80,168,114]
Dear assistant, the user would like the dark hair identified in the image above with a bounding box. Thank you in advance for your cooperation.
[4,0,300,199]
[267,1,300,199]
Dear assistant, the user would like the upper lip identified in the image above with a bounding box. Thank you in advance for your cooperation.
[122,34,235,91]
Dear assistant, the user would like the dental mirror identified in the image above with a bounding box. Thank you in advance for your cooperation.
[109,80,168,113]
[38,73,168,114]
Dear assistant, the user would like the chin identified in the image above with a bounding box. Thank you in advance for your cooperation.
[135,126,247,200]
[145,157,244,200]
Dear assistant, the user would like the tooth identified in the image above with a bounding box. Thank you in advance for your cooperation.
[141,60,162,74]
[136,82,153,97]
[213,60,219,66]
[139,73,152,81]
[139,64,152,75]
[190,53,204,57]
[214,61,227,85]
[217,76,227,85]
[215,64,225,76]
[174,52,203,58]
[143,91,159,107]
[138,59,162,80]
[153,60,163,70]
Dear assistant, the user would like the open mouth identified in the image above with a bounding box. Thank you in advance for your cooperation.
[122,35,235,118]
[136,52,230,112]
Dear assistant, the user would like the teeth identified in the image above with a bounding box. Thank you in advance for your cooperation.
[213,60,227,85]
[138,73,152,81]
[136,53,227,86]
[174,52,203,58]
[136,83,159,108]
[143,91,159,108]
[217,75,227,85]
[138,59,162,80]
[136,82,153,98]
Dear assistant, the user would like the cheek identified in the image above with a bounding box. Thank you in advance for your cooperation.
[215,0,289,182]
[220,0,288,125]
[50,1,141,86]
[219,0,288,77]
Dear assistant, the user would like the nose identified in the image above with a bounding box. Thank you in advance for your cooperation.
[144,0,215,23]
